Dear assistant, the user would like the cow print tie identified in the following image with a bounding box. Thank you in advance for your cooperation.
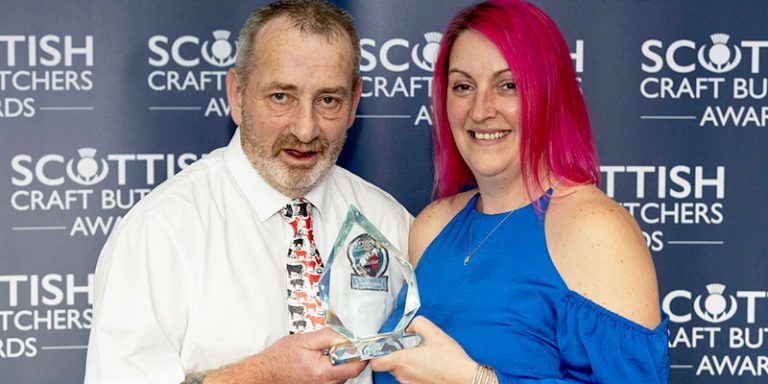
[282,198,325,334]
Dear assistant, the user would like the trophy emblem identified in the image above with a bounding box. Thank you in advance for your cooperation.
[319,205,422,364]
[348,233,389,291]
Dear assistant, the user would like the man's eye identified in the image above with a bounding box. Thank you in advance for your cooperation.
[271,93,288,102]
[321,96,338,105]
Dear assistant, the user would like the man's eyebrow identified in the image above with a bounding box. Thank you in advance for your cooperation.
[261,83,349,95]
[317,86,349,95]
[264,82,298,92]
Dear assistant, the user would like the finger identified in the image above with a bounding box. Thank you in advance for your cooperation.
[406,316,440,338]
[303,327,349,351]
[405,315,424,333]
[329,336,350,346]
[325,359,367,380]
[369,353,396,372]
[369,347,412,372]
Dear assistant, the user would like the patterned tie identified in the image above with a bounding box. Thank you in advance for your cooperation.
[282,198,325,334]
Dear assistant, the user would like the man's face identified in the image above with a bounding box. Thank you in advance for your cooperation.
[227,17,361,198]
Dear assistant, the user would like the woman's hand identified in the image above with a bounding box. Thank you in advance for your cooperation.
[370,316,478,384]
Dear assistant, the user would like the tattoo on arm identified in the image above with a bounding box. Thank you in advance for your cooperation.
[181,373,207,384]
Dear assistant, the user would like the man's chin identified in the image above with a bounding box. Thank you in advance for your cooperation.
[253,151,339,196]
[267,163,332,195]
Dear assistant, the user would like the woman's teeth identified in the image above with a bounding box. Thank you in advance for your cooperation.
[473,131,510,140]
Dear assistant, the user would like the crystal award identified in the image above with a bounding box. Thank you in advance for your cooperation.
[319,205,422,365]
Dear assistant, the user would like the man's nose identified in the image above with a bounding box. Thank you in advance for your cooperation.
[290,102,320,143]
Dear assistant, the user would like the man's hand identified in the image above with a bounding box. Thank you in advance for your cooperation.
[202,327,367,384]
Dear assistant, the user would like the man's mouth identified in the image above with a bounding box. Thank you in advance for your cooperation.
[283,149,319,158]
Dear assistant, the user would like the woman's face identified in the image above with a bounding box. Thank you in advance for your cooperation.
[446,30,521,184]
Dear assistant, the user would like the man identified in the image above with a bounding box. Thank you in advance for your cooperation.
[84,1,412,383]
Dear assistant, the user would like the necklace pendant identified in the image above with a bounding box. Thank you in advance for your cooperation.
[463,254,470,265]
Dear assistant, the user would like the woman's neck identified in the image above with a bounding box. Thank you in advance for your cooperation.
[474,172,557,214]
[474,174,529,214]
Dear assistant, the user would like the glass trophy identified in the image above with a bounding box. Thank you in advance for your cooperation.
[319,205,422,365]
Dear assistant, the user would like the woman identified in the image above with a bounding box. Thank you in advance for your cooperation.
[371,1,669,383]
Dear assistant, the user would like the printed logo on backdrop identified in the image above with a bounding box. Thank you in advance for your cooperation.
[640,33,768,128]
[601,164,725,253]
[359,33,585,126]
[0,273,93,359]
[598,166,768,380]
[0,35,94,119]
[147,30,237,117]
[143,30,586,125]
[9,148,203,237]
[663,283,768,378]
[359,32,442,126]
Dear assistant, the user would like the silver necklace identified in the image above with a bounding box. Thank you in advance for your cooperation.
[464,206,515,266]
[464,182,559,265]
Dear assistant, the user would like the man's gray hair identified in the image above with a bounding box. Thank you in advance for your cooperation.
[234,0,361,87]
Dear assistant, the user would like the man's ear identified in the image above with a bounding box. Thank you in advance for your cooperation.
[226,68,243,125]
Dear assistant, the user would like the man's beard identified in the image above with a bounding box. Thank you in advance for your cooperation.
[241,114,346,198]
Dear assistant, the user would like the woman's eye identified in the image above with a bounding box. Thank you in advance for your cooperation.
[502,82,517,91]
[451,83,472,93]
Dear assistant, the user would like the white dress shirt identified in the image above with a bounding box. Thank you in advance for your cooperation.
[84,129,413,384]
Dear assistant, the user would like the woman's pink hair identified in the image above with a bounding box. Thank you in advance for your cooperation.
[432,0,599,201]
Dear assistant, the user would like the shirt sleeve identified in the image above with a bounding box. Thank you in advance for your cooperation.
[84,210,192,384]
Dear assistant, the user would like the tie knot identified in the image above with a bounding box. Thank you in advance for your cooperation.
[282,198,311,223]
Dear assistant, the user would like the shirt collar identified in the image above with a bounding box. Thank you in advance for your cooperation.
[224,128,330,222]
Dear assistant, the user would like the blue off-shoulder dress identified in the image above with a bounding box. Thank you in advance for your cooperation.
[373,193,669,384]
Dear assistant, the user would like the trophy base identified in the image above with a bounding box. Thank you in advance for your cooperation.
[328,332,423,365]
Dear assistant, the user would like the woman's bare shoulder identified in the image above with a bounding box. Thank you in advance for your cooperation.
[545,184,662,329]
[408,189,476,266]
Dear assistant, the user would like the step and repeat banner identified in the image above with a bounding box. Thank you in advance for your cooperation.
[1,1,766,383]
